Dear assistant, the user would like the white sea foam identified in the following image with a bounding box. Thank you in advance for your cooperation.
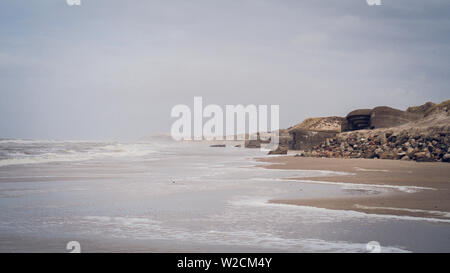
[354,205,450,219]
[229,197,450,223]
[268,168,352,176]
[285,179,435,193]
[354,167,390,172]
[78,215,409,253]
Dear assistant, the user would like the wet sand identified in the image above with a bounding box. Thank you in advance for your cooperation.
[258,156,450,219]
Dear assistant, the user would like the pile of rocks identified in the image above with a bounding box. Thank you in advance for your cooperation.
[301,127,450,162]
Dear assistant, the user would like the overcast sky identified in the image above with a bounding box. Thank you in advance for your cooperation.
[1,0,449,140]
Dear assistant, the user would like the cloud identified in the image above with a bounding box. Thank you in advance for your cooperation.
[0,0,449,139]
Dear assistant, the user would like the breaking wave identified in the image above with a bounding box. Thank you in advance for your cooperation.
[0,140,159,167]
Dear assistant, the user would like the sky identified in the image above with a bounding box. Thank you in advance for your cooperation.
[0,0,449,140]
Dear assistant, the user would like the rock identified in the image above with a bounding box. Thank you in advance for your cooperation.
[374,148,383,158]
[385,131,394,138]
[396,152,406,159]
[414,151,425,160]
[434,148,442,156]
[398,135,409,145]
[268,147,288,155]
[387,135,397,143]
[380,151,395,160]
[415,152,434,162]
[406,147,415,157]
[443,153,450,162]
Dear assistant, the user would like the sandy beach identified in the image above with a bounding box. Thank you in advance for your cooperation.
[258,156,450,220]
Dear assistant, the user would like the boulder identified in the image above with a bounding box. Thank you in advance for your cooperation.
[268,147,288,155]
[385,131,394,139]
[374,148,383,158]
[396,152,407,159]
[380,151,395,160]
[210,144,226,148]
[415,152,434,162]
[406,147,415,157]
[443,153,450,162]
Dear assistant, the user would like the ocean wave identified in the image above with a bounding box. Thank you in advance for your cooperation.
[77,215,408,253]
[0,140,159,167]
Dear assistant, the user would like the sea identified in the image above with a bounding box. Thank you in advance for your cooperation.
[0,136,449,252]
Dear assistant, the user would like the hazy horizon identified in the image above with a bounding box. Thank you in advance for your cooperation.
[1,0,449,140]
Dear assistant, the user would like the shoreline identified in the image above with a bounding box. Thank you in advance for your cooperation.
[257,156,450,220]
